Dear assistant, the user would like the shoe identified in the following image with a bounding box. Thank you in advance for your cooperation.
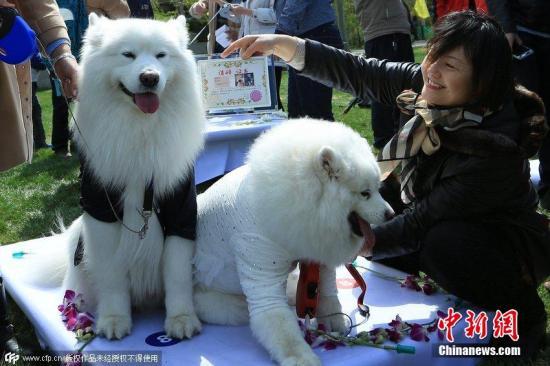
[54,151,72,159]
[34,143,51,150]
[0,278,21,355]
[0,324,20,355]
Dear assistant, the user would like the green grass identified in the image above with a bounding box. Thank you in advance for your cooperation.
[1,56,549,365]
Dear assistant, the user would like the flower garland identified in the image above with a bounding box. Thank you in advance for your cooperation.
[298,264,457,353]
[355,265,445,296]
[58,290,97,365]
[299,312,447,354]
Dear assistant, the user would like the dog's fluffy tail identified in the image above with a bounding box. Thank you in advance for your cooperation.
[19,216,82,288]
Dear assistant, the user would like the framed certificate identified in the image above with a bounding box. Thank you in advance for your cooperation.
[198,56,272,113]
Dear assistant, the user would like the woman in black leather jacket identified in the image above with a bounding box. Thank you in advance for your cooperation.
[222,11,550,358]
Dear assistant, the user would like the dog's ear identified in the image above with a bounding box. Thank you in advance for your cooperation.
[169,15,189,49]
[88,12,100,26]
[318,146,346,181]
[85,13,107,48]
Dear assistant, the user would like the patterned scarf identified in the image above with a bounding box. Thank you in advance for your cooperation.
[378,90,487,204]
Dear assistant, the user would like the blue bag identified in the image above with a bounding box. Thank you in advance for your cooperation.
[0,7,38,65]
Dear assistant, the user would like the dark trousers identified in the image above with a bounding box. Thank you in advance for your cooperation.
[377,220,546,340]
[49,76,70,154]
[31,82,47,147]
[286,23,344,121]
[364,33,414,149]
[514,32,550,193]
[275,66,284,111]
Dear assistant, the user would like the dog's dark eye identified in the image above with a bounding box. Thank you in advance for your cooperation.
[156,52,166,59]
[122,52,136,59]
[361,190,371,199]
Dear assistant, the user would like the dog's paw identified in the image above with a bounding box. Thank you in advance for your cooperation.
[280,353,321,366]
[317,296,348,333]
[96,314,132,340]
[164,313,202,339]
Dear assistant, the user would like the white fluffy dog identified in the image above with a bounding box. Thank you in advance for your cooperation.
[194,119,393,365]
[34,14,205,340]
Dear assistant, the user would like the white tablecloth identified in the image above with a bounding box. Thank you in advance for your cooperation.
[0,237,486,366]
[195,113,286,184]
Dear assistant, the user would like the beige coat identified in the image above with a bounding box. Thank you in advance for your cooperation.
[86,0,130,19]
[0,0,67,171]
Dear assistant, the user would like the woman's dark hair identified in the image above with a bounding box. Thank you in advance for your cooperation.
[427,11,514,110]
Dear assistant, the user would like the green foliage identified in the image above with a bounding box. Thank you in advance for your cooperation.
[340,0,364,50]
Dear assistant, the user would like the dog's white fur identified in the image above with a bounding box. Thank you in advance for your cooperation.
[193,119,393,365]
[29,14,205,340]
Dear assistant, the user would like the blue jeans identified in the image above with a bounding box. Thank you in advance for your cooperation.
[286,23,344,121]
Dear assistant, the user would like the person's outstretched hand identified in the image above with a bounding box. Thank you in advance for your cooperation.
[221,34,299,62]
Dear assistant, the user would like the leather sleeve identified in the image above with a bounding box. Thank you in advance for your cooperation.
[298,40,424,106]
[372,155,534,260]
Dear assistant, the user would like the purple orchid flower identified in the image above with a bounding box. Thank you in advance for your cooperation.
[409,323,430,342]
[422,283,436,295]
[400,275,421,291]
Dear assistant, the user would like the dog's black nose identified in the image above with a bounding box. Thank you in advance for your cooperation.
[139,71,159,88]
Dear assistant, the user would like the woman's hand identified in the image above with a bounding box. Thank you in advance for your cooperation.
[221,34,299,62]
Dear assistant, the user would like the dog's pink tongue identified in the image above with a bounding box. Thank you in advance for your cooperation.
[134,93,159,114]
[357,215,376,255]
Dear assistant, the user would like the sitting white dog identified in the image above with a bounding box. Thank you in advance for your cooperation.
[31,14,205,340]
[194,119,393,365]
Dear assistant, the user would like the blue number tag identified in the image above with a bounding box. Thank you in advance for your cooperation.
[145,331,182,347]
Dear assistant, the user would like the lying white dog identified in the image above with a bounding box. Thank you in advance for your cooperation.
[33,14,205,340]
[194,119,393,365]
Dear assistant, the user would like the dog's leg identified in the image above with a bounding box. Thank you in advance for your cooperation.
[163,236,201,339]
[250,308,320,366]
[82,215,132,339]
[317,265,348,333]
[194,285,249,325]
[233,233,320,366]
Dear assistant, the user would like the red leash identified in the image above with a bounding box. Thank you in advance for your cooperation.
[296,262,370,319]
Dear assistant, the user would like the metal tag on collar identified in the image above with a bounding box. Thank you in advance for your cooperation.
[139,181,154,239]
[138,210,151,240]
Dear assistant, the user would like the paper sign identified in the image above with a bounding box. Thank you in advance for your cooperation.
[198,56,272,112]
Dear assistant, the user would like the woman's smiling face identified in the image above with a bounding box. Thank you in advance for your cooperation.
[420,46,475,108]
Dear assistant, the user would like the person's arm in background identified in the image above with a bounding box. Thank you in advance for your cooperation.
[485,0,522,48]
[230,1,276,24]
[189,0,209,18]
[222,35,422,106]
[14,0,79,98]
[86,0,130,19]
[277,0,312,35]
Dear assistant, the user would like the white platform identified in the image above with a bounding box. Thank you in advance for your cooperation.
[0,237,486,366]
[195,113,286,184]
